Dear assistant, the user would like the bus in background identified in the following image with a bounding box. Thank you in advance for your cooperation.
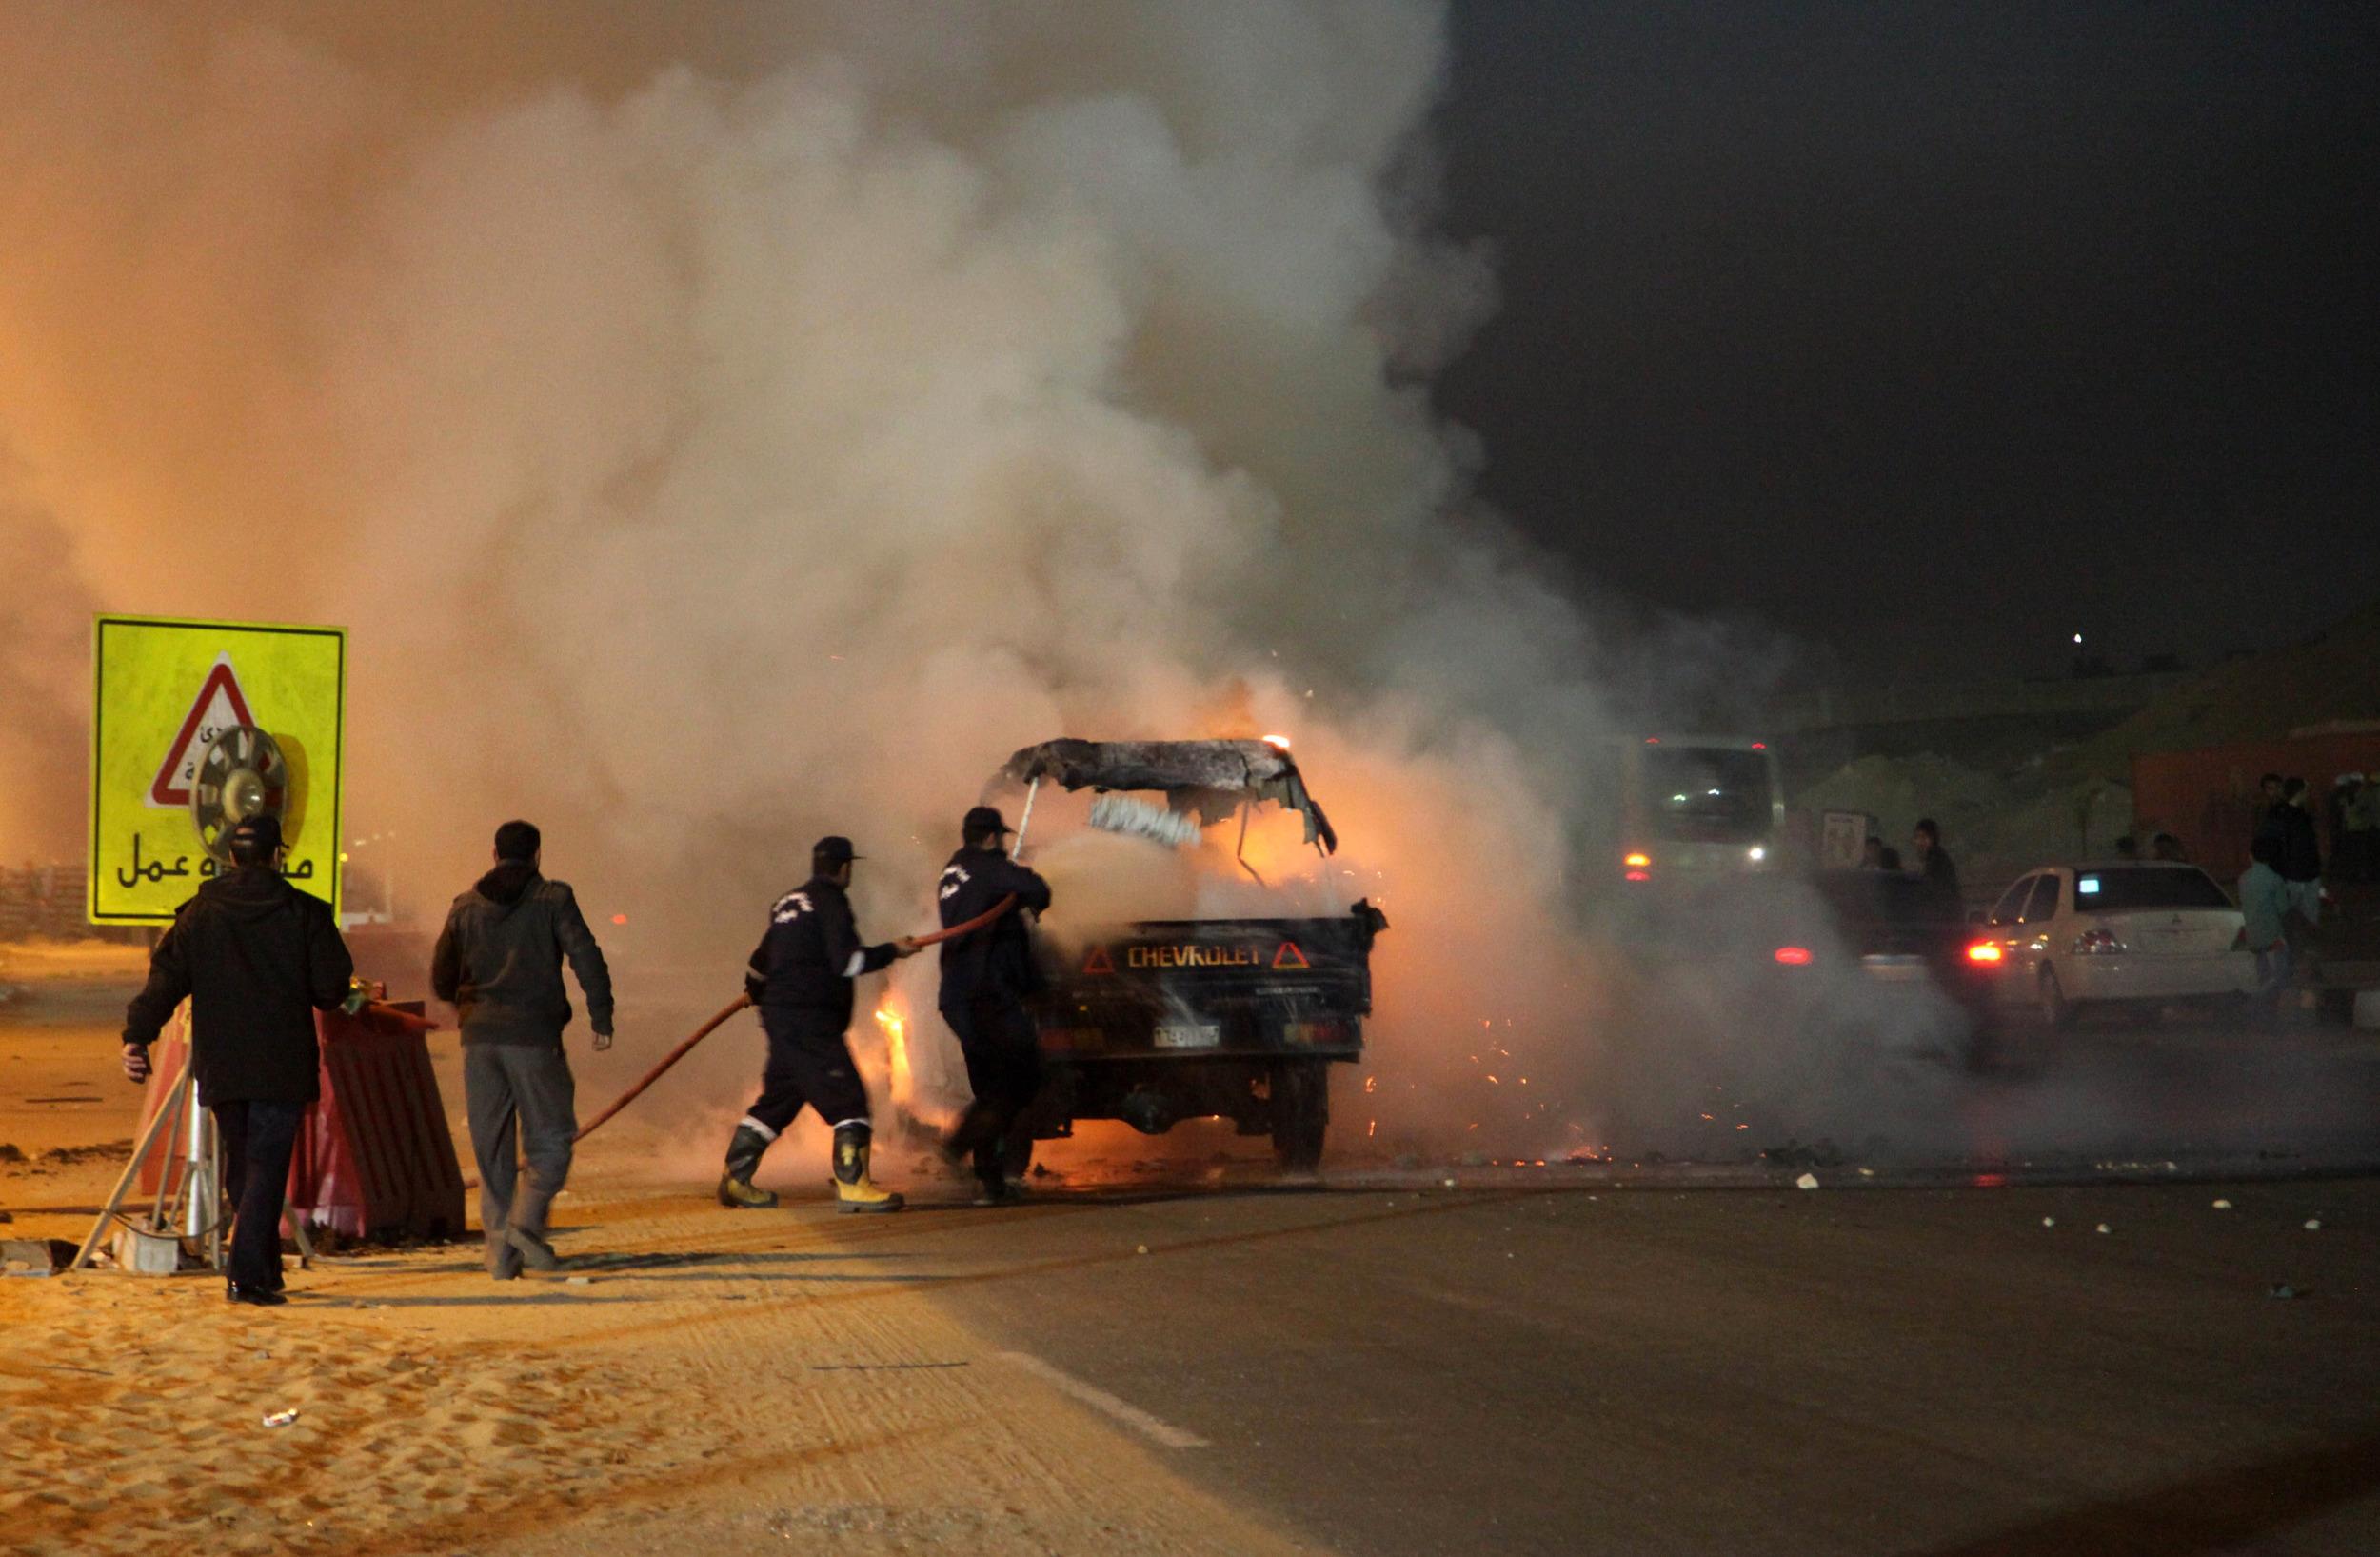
[1592,735,1787,887]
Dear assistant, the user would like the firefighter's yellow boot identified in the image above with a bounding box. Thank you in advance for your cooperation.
[832,1123,904,1214]
[717,1122,780,1209]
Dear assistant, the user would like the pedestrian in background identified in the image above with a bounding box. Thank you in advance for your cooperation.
[431,820,614,1279]
[1913,818,1959,907]
[122,814,358,1307]
[2248,778,2326,987]
[2239,835,2291,1022]
[2344,773,2378,884]
[2329,772,2372,883]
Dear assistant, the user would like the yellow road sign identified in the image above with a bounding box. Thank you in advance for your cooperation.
[89,615,346,923]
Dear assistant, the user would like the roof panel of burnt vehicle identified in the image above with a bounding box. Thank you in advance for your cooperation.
[997,739,1338,855]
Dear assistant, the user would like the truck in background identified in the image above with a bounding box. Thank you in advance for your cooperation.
[1583,735,1789,888]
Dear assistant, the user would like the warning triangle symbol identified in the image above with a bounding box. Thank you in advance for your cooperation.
[149,659,255,807]
[1272,941,1310,970]
[1081,946,1116,975]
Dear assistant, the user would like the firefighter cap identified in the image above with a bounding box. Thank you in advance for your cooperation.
[962,805,1013,838]
[813,835,863,865]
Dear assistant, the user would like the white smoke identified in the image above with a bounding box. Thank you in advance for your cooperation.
[0,1,1651,1155]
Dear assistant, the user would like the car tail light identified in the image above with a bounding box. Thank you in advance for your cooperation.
[1965,943,2004,965]
[1623,850,1652,883]
[2073,928,2126,956]
[1774,946,1813,966]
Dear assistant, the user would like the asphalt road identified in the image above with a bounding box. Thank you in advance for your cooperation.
[885,1174,2380,1556]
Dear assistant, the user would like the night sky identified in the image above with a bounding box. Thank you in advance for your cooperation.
[1433,3,2379,680]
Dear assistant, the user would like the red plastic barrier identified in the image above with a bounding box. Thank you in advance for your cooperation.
[128,1001,466,1243]
[129,1012,195,1200]
[289,1001,467,1242]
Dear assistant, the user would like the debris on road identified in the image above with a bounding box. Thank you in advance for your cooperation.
[2304,1219,2323,1231]
[2211,1199,2232,1209]
[1135,1245,1148,1255]
[262,1409,299,1428]
[1762,1138,1845,1168]
[2269,1284,2302,1300]
[2096,1224,2112,1234]
[1795,1173,1820,1190]
[2042,1217,2056,1228]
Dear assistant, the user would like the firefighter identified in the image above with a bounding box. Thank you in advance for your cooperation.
[936,806,1054,1205]
[718,836,919,1213]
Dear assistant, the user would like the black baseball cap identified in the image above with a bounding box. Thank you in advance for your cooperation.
[962,806,1012,838]
[227,813,284,860]
[814,835,863,865]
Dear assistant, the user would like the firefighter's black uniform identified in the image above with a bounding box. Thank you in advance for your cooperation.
[718,865,902,1210]
[936,832,1054,1198]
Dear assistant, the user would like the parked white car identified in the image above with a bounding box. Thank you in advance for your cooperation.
[1980,863,2256,1027]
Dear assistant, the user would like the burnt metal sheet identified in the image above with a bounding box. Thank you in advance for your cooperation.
[998,739,1337,853]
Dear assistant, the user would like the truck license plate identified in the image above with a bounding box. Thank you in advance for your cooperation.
[1153,1023,1220,1049]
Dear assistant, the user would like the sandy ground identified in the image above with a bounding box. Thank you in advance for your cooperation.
[10,941,2377,1555]
[0,946,1317,1557]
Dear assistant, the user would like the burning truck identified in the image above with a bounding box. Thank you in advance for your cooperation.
[993,738,1388,1171]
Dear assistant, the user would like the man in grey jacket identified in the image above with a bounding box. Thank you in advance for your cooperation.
[431,819,614,1278]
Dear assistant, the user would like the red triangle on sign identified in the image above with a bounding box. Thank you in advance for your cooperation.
[149,659,255,807]
[1272,941,1310,970]
[1081,946,1116,975]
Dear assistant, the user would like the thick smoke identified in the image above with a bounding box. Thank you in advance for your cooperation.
[0,3,1910,1166]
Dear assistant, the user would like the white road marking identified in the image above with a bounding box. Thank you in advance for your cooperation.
[993,1351,1210,1449]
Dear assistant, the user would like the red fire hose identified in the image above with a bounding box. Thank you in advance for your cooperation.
[458,894,1018,1188]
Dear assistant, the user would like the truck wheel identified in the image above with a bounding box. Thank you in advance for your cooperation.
[1271,1061,1328,1172]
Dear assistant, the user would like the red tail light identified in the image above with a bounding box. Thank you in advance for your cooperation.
[1774,946,1813,966]
[1965,943,2004,965]
[1624,870,1652,883]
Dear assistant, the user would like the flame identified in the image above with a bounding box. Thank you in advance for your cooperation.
[1260,733,1292,750]
[873,1003,910,1099]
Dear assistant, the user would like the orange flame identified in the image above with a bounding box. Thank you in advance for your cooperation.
[873,1004,909,1098]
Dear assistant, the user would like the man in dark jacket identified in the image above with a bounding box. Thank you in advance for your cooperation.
[431,819,614,1278]
[122,814,356,1307]
[2254,778,2326,942]
[1912,817,1959,908]
[717,836,918,1213]
[936,806,1054,1205]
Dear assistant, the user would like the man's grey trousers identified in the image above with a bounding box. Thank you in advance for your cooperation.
[464,1043,576,1276]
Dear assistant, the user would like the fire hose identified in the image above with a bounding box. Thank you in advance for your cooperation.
[458,894,1018,1188]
